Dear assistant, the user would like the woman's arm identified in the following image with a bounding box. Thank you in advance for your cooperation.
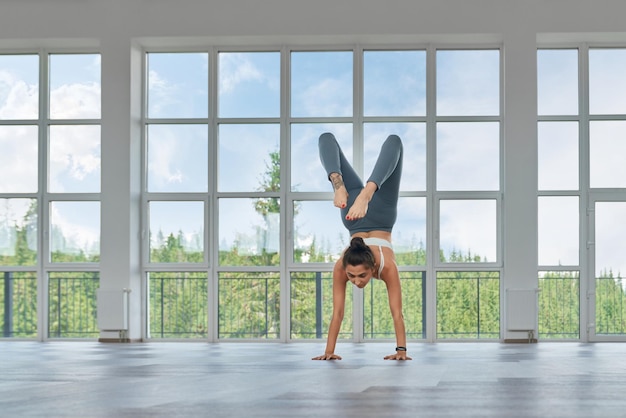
[382,258,412,360]
[312,259,348,360]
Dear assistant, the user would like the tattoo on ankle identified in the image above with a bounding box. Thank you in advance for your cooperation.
[330,175,344,191]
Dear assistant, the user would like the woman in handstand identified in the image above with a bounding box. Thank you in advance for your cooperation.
[312,132,411,361]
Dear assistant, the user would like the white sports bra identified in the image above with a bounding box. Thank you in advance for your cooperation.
[363,238,393,279]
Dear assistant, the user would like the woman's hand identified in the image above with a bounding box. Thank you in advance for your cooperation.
[312,353,342,360]
[384,351,412,360]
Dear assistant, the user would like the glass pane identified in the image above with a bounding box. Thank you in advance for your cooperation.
[364,272,425,339]
[218,124,280,192]
[49,125,101,193]
[149,201,204,263]
[589,48,626,115]
[293,198,426,265]
[148,272,207,339]
[538,196,579,266]
[364,122,426,192]
[595,202,626,335]
[49,54,101,119]
[290,123,353,192]
[394,197,427,266]
[48,271,99,338]
[437,50,500,116]
[538,271,579,339]
[590,121,626,188]
[439,200,497,263]
[538,122,579,191]
[595,202,626,277]
[0,198,37,266]
[219,52,280,118]
[147,52,208,119]
[218,272,280,339]
[436,271,500,339]
[291,51,352,117]
[596,275,626,336]
[0,54,38,120]
[0,125,38,193]
[290,271,352,339]
[219,198,280,266]
[50,201,100,263]
[146,124,208,193]
[436,122,500,191]
[537,49,578,115]
[293,201,348,263]
[363,50,426,117]
[0,272,37,338]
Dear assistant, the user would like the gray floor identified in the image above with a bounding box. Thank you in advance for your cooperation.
[1,342,625,417]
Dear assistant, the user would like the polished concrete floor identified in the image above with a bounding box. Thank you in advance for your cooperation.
[1,341,625,417]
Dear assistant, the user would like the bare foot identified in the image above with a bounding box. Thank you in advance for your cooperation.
[346,192,369,220]
[334,187,348,209]
[346,182,377,220]
[329,173,348,209]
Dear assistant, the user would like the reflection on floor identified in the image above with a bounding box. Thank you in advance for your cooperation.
[1,341,625,417]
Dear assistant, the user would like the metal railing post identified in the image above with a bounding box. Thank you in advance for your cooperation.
[421,271,426,339]
[160,277,165,338]
[3,272,13,337]
[315,272,322,338]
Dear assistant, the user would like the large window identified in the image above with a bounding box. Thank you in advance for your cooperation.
[589,49,626,337]
[538,47,626,340]
[537,48,581,339]
[0,52,101,339]
[434,49,502,339]
[145,52,210,339]
[143,46,502,342]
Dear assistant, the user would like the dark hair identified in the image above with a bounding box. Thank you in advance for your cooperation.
[342,237,375,269]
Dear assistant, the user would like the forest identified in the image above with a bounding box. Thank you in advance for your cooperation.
[2,222,626,340]
[1,151,625,339]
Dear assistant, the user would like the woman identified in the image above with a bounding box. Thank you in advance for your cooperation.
[312,132,411,361]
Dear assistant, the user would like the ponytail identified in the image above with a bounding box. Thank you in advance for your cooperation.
[342,237,375,269]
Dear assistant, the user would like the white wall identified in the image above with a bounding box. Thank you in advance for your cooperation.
[2,0,625,341]
[1,0,626,40]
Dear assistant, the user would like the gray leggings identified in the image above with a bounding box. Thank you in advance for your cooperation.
[318,132,403,235]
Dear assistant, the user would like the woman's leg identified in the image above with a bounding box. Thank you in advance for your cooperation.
[367,134,403,204]
[346,135,403,221]
[318,133,364,208]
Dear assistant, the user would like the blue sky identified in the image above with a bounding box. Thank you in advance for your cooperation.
[2,48,626,273]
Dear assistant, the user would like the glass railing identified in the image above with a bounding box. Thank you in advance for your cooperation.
[436,272,500,339]
[539,272,579,339]
[596,275,626,335]
[48,272,99,338]
[1,272,37,338]
[218,272,280,339]
[148,272,208,339]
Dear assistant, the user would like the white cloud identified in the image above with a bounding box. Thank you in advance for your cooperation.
[48,125,100,192]
[50,202,100,256]
[0,70,38,119]
[0,126,38,193]
[440,200,497,261]
[436,122,499,191]
[1,71,101,193]
[147,69,180,117]
[49,82,101,119]
[219,53,263,94]
[299,77,352,117]
[148,130,185,187]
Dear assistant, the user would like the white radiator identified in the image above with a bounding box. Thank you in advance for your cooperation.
[97,288,130,331]
[506,288,539,332]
